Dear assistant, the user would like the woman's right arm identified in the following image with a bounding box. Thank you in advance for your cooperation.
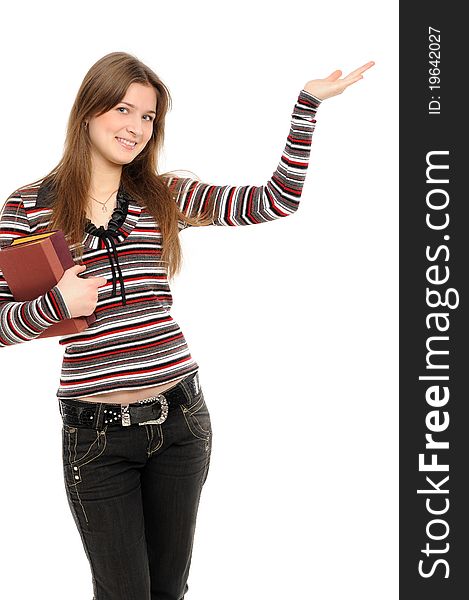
[0,195,72,347]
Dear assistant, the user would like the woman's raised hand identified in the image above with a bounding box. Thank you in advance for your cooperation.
[56,264,108,318]
[303,61,375,101]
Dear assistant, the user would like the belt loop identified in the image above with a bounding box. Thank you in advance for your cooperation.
[193,372,200,394]
[179,378,193,404]
[179,372,199,404]
[94,403,104,430]
[121,404,131,426]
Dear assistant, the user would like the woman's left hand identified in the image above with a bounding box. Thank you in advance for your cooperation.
[303,61,375,101]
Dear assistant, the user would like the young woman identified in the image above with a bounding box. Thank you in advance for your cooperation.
[0,52,374,600]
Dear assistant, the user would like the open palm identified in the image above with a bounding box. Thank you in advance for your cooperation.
[304,61,375,100]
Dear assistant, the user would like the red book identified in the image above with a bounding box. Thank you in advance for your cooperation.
[0,230,96,338]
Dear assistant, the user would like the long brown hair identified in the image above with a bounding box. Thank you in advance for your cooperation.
[42,51,213,279]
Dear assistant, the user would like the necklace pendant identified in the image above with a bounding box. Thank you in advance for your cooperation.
[102,205,107,212]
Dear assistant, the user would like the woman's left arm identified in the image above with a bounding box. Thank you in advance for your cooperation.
[171,61,375,227]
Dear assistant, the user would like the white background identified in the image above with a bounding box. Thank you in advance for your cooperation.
[0,1,398,598]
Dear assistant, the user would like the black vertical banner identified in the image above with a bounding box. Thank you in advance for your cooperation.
[400,4,467,598]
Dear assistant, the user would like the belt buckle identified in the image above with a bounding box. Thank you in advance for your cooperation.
[138,396,169,426]
[120,395,168,427]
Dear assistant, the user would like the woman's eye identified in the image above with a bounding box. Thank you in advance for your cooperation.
[117,107,128,113]
[143,115,154,122]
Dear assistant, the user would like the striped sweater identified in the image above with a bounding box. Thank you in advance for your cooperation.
[0,89,320,399]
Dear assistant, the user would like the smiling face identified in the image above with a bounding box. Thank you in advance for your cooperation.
[87,82,157,171]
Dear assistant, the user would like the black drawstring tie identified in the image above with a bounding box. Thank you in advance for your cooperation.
[84,188,130,307]
[95,228,127,306]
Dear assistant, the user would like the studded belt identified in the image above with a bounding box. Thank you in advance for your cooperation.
[58,372,200,429]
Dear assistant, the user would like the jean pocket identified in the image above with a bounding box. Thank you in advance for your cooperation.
[179,391,212,442]
[62,424,107,486]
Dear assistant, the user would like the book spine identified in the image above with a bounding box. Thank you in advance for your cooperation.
[41,239,64,282]
[49,232,96,327]
[50,231,76,270]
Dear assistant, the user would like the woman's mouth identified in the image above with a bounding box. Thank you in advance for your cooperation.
[116,137,137,150]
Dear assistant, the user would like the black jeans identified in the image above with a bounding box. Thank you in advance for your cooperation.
[59,372,212,600]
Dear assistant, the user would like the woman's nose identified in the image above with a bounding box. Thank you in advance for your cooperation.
[126,119,142,137]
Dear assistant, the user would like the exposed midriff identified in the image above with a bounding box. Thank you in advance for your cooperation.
[75,376,187,405]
